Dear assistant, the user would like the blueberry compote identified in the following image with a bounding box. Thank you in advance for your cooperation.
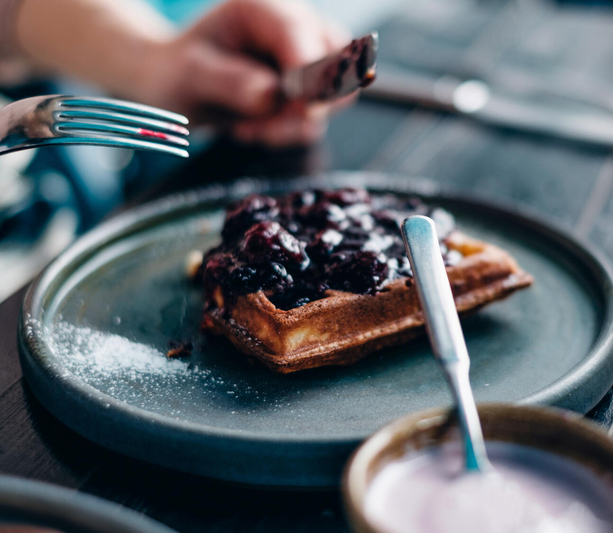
[200,189,459,311]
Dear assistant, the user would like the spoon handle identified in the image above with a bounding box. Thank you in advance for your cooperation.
[401,215,491,471]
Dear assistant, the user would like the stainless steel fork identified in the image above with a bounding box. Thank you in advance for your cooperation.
[0,95,189,158]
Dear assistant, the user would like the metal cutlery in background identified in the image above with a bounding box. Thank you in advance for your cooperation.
[365,66,613,148]
[0,95,190,158]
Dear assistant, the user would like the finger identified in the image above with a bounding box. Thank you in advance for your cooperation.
[229,95,354,145]
[183,42,280,116]
[251,119,328,147]
[237,0,329,67]
[291,95,356,122]
[193,0,348,68]
[321,16,352,52]
[327,92,359,114]
[232,112,328,147]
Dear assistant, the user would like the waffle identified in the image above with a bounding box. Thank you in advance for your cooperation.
[198,190,532,373]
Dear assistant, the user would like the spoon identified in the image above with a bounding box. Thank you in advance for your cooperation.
[401,215,492,472]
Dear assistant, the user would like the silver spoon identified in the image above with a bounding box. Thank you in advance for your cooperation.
[401,215,492,471]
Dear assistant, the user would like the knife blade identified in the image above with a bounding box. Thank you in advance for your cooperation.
[282,32,378,103]
[365,66,613,148]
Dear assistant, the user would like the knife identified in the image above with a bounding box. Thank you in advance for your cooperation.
[282,32,378,103]
[196,33,378,125]
[365,66,613,148]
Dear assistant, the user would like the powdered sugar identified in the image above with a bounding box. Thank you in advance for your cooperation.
[37,319,296,429]
[47,321,189,380]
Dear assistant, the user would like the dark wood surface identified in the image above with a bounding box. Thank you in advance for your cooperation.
[5,5,613,527]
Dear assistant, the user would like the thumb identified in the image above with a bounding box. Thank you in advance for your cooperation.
[234,0,329,67]
[184,42,280,117]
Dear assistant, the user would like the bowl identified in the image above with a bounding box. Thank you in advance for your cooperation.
[343,404,613,533]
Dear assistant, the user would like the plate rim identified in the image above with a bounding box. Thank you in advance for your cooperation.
[0,474,175,532]
[18,172,613,445]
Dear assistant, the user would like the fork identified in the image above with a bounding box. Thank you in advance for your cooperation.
[0,95,189,158]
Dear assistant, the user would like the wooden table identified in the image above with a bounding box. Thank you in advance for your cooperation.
[3,86,613,530]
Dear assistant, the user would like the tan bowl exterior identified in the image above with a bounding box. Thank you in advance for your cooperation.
[343,404,613,533]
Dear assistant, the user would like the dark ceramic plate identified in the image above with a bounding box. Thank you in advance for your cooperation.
[18,172,613,487]
[0,475,175,532]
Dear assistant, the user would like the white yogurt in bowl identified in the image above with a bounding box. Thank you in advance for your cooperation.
[344,405,613,533]
[364,442,613,533]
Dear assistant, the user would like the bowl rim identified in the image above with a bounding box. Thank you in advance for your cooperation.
[343,403,613,533]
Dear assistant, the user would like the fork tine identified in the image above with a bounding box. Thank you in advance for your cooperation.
[57,109,189,136]
[56,121,190,147]
[37,135,189,157]
[59,96,188,125]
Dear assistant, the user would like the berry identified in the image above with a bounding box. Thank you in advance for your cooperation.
[242,221,308,267]
[201,189,457,310]
[325,251,390,294]
[300,201,347,230]
[322,188,370,206]
[222,194,279,241]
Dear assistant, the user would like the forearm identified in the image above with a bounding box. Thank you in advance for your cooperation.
[0,0,24,57]
[15,0,176,98]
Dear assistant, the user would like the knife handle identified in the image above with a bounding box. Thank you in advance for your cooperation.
[364,67,459,110]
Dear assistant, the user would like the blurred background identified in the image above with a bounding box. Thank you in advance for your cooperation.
[1,0,612,302]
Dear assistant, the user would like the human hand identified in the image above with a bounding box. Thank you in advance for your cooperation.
[139,0,355,147]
